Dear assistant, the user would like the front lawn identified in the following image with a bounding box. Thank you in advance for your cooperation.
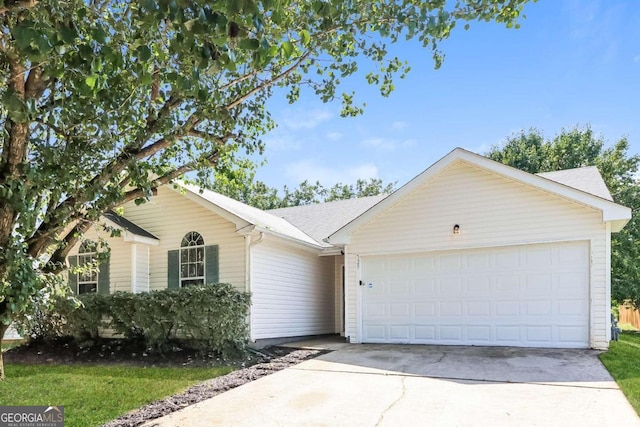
[599,331,640,416]
[0,363,232,427]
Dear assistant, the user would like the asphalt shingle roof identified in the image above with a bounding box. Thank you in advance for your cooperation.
[268,194,388,243]
[104,211,159,240]
[536,166,613,201]
[180,184,322,247]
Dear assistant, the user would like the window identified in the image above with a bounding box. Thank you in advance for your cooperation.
[77,241,98,294]
[180,231,205,287]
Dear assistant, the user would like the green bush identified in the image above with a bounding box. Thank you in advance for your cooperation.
[15,283,251,358]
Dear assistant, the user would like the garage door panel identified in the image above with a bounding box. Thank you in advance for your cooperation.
[495,300,521,317]
[440,277,462,295]
[526,326,553,343]
[389,325,410,340]
[362,241,589,348]
[468,276,491,293]
[526,300,553,316]
[440,302,462,316]
[526,273,553,293]
[496,275,521,293]
[364,325,386,341]
[440,326,463,341]
[415,302,435,317]
[415,325,436,340]
[495,251,520,268]
[365,303,385,318]
[440,254,462,270]
[556,272,587,292]
[525,247,553,267]
[467,253,491,270]
[390,303,410,317]
[468,326,491,341]
[390,280,411,296]
[415,279,436,296]
[467,301,491,317]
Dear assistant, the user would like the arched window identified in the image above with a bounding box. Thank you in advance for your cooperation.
[180,231,205,287]
[78,240,98,294]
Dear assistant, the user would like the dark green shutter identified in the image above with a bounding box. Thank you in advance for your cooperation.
[98,257,110,295]
[68,255,78,294]
[168,250,180,289]
[205,245,219,284]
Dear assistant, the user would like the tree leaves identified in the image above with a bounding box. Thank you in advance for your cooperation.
[0,0,535,360]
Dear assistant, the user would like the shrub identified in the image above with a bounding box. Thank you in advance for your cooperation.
[15,283,251,358]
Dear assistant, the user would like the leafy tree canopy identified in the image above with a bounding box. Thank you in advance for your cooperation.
[487,126,640,309]
[211,165,395,209]
[0,0,533,377]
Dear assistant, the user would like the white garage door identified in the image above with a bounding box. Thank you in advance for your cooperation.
[361,241,590,348]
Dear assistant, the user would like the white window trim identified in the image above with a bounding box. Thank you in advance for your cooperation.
[179,232,206,287]
[77,245,98,294]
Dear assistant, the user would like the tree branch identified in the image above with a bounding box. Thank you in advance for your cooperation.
[224,51,311,111]
[0,0,38,16]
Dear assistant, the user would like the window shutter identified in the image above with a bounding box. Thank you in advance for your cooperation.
[205,245,219,284]
[68,255,78,294]
[98,257,110,295]
[168,250,180,289]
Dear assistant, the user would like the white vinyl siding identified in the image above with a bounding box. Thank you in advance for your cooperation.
[251,238,334,340]
[122,187,246,292]
[346,161,609,348]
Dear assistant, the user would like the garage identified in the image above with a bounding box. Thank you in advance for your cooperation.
[329,149,631,349]
[361,241,590,348]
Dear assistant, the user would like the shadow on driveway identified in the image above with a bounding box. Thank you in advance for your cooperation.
[304,344,614,386]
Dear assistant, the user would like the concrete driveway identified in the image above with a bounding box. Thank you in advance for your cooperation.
[145,343,639,427]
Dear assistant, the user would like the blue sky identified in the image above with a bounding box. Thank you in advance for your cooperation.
[253,0,640,190]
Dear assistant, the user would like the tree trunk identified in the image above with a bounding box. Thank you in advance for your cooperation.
[0,322,8,380]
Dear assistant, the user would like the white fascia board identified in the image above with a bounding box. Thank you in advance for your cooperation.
[249,225,325,254]
[123,233,160,246]
[102,217,160,246]
[169,185,251,230]
[328,147,633,243]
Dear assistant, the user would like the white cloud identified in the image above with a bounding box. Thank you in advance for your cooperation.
[281,108,332,130]
[362,138,396,150]
[390,121,408,131]
[361,137,417,151]
[286,160,378,185]
[262,132,301,151]
[326,131,343,141]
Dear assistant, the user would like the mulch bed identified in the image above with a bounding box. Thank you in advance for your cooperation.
[103,347,321,427]
[3,338,323,427]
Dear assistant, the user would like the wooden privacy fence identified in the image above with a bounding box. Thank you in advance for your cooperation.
[619,304,640,330]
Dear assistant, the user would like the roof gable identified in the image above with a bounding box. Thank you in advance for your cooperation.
[328,148,631,244]
[172,183,323,248]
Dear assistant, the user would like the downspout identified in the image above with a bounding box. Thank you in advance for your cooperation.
[246,232,265,343]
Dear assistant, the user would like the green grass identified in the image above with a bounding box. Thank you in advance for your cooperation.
[0,363,233,427]
[600,331,640,416]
